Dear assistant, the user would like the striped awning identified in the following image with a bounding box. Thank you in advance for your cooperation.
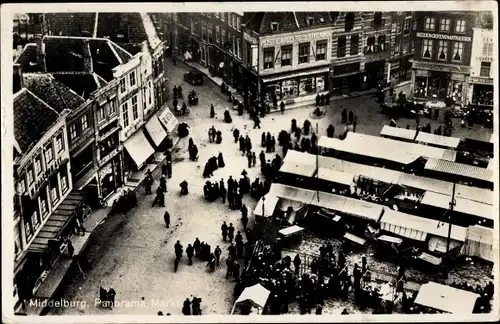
[425,158,493,182]
[28,191,86,253]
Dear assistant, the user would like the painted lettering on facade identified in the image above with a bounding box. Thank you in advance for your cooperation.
[260,31,331,47]
[416,32,472,42]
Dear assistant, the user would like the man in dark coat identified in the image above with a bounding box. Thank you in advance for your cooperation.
[214,245,222,266]
[294,254,302,276]
[144,173,153,195]
[228,223,235,243]
[233,261,241,281]
[226,258,233,279]
[253,115,261,129]
[186,244,194,265]
[327,124,335,138]
[233,128,240,143]
[241,204,248,230]
[259,150,266,166]
[194,238,201,257]
[280,101,285,114]
[219,184,227,204]
[164,211,170,228]
[341,107,347,123]
[238,136,245,153]
[182,298,191,315]
[210,104,215,118]
[221,221,228,241]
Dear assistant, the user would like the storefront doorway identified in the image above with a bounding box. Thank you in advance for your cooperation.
[364,60,386,88]
[471,83,493,106]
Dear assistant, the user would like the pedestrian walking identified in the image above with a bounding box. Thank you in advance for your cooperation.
[164,211,170,228]
[228,223,235,243]
[259,150,265,166]
[247,152,252,168]
[186,244,194,265]
[194,238,201,257]
[253,116,261,129]
[251,152,257,167]
[182,298,191,315]
[214,246,222,266]
[280,101,285,114]
[341,107,347,124]
[233,262,241,281]
[210,104,215,118]
[220,185,227,204]
[294,254,302,276]
[225,258,233,279]
[233,128,240,143]
[221,221,228,241]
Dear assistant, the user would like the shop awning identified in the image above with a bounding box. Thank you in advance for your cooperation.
[28,191,86,253]
[414,282,479,314]
[380,125,460,149]
[461,225,496,262]
[279,225,304,237]
[262,66,330,83]
[317,168,355,186]
[233,284,270,311]
[284,150,318,167]
[344,232,366,246]
[420,191,494,221]
[145,116,168,147]
[279,160,316,177]
[341,197,384,222]
[424,158,493,183]
[123,130,155,169]
[428,235,463,254]
[253,194,280,218]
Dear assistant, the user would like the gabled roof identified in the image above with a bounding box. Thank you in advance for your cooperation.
[13,44,45,72]
[14,88,60,152]
[45,12,162,55]
[51,72,108,100]
[22,73,85,112]
[43,36,133,82]
[244,12,334,35]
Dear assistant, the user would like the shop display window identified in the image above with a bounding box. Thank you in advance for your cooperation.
[472,85,493,105]
[282,79,298,99]
[316,75,325,92]
[447,81,463,101]
[299,77,316,96]
[264,83,280,102]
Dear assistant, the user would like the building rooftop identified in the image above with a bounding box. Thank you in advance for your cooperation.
[244,12,334,34]
[44,12,162,55]
[22,73,85,113]
[51,72,108,100]
[43,36,133,82]
[14,88,60,153]
[13,43,45,72]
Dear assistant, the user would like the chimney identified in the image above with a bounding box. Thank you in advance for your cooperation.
[13,64,23,93]
[82,39,93,73]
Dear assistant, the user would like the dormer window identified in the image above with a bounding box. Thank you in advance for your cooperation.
[306,17,315,26]
[271,22,279,32]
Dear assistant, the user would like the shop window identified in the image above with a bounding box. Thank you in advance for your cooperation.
[316,75,325,92]
[24,219,33,241]
[282,79,298,99]
[403,18,411,34]
[377,35,386,51]
[17,179,26,195]
[455,19,466,33]
[236,37,241,58]
[345,13,355,32]
[263,48,274,69]
[350,35,359,55]
[365,37,375,54]
[31,211,40,231]
[403,38,410,54]
[34,156,42,175]
[337,36,346,58]
[452,42,463,61]
[50,184,59,205]
[69,123,77,140]
[236,17,241,31]
[27,166,34,185]
[394,43,400,55]
[40,196,48,218]
[61,172,68,194]
[299,43,310,64]
[201,21,207,41]
[424,17,435,31]
[299,77,316,96]
[221,29,225,44]
[81,114,88,131]
[45,144,54,164]
[122,102,129,127]
[119,78,126,94]
[437,40,448,60]
[270,22,279,32]
[281,45,292,66]
[98,105,105,121]
[439,18,451,32]
[422,39,433,58]
[131,95,138,120]
[233,15,237,30]
[480,62,491,77]
[129,71,137,88]
[216,26,220,43]
[316,40,327,61]
[396,22,401,34]
[306,17,315,27]
[228,14,232,27]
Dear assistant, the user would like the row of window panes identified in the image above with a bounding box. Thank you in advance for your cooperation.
[393,39,411,55]
[23,134,65,188]
[480,62,491,77]
[119,70,137,94]
[98,100,118,122]
[424,17,466,33]
[121,94,139,128]
[396,18,412,34]
[337,36,360,57]
[264,41,328,69]
[69,113,91,140]
[422,39,464,62]
[482,43,493,56]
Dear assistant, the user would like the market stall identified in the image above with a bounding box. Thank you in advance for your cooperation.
[231,284,271,315]
[414,281,480,314]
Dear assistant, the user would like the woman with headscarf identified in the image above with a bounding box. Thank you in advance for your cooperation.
[217,152,225,168]
[224,108,232,123]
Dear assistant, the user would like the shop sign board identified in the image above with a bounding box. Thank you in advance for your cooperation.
[416,32,472,42]
[451,73,465,82]
[470,77,493,85]
[158,108,179,133]
[415,69,430,77]
[244,32,258,45]
[260,30,330,47]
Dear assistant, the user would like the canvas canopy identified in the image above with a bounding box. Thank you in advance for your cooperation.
[414,281,479,313]
[420,191,494,221]
[123,130,155,169]
[461,225,495,262]
[144,115,168,147]
[279,225,305,237]
[232,284,270,312]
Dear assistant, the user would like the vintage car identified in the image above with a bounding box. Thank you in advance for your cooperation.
[183,69,204,85]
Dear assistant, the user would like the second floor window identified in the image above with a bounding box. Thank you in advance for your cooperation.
[403,19,411,34]
[299,43,310,64]
[216,26,220,43]
[207,23,213,43]
[350,35,359,55]
[337,36,346,58]
[452,42,463,61]
[56,133,64,153]
[281,45,292,66]
[122,103,129,127]
[437,40,448,60]
[345,12,355,32]
[69,123,77,140]
[316,40,327,60]
[403,38,410,54]
[263,48,274,69]
[396,22,401,34]
[423,39,433,58]
[31,212,40,231]
[109,100,117,115]
[480,62,491,77]
[61,172,68,193]
[40,197,48,217]
[424,17,435,31]
[51,186,59,204]
[455,19,466,33]
[45,145,54,163]
[81,114,88,130]
[120,78,126,93]
[129,71,137,87]
[98,105,105,121]
[482,43,493,56]
[34,157,42,175]
[440,18,451,32]
[378,35,386,51]
[132,95,138,120]
[27,167,34,185]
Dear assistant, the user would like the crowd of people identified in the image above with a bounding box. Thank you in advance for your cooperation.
[182,296,203,315]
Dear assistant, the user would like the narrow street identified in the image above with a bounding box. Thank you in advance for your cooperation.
[51,59,493,316]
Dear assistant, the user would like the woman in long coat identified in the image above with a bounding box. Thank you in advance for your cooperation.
[217,152,225,168]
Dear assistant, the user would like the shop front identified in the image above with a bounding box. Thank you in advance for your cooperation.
[261,67,330,103]
[330,62,362,94]
[364,60,386,89]
[469,77,493,107]
[98,153,122,201]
